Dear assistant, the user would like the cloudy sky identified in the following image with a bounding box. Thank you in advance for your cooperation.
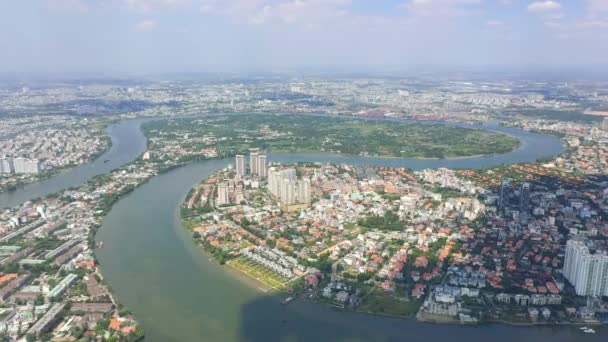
[0,0,607,74]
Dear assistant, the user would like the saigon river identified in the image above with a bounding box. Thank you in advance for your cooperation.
[2,117,603,341]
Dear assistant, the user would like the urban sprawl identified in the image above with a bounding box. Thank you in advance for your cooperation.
[0,76,607,340]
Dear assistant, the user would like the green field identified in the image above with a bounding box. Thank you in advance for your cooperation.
[144,114,520,159]
[359,289,421,317]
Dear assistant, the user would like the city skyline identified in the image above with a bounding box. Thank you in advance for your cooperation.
[1,1,608,74]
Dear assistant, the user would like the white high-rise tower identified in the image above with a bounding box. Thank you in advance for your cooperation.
[235,155,246,177]
[563,240,608,297]
[250,152,259,176]
[257,154,268,178]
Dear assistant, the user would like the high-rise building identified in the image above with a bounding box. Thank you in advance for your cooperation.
[250,152,259,176]
[281,168,296,181]
[257,154,268,178]
[235,190,244,204]
[268,167,280,195]
[498,179,510,215]
[281,179,297,205]
[297,178,311,204]
[13,157,41,174]
[235,155,246,177]
[268,167,309,206]
[0,157,15,174]
[519,182,530,212]
[217,182,230,206]
[563,240,608,297]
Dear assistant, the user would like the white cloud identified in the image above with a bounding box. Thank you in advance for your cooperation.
[403,0,483,18]
[199,0,354,27]
[543,21,561,28]
[135,19,158,31]
[47,0,89,14]
[578,20,608,29]
[586,0,608,16]
[527,1,561,12]
[124,0,192,12]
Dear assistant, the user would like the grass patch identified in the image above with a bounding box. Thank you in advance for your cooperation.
[359,289,421,317]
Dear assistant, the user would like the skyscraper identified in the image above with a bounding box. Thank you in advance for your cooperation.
[250,152,259,176]
[257,154,268,178]
[281,179,297,205]
[13,157,41,174]
[235,155,246,177]
[519,182,530,212]
[281,168,296,181]
[268,167,279,195]
[217,182,230,206]
[498,179,510,215]
[268,167,309,206]
[297,178,311,204]
[0,157,14,174]
[563,240,608,297]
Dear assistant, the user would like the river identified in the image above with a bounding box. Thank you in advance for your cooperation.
[2,117,602,341]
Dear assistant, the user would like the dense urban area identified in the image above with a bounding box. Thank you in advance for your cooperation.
[0,75,607,340]
[0,116,110,193]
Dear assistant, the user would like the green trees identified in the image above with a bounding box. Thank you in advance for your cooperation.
[145,114,519,159]
[358,211,403,231]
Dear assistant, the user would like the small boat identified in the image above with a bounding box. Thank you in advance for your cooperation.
[103,159,110,163]
[96,241,104,248]
[582,328,596,334]
[281,297,294,305]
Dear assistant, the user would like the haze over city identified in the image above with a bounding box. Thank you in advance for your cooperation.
[1,0,608,73]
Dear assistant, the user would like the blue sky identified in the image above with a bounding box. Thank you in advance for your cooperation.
[0,0,607,74]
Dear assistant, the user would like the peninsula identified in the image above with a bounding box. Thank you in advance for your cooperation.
[180,150,608,327]
[143,114,520,159]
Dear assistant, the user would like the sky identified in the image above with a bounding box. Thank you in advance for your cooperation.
[0,0,607,74]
